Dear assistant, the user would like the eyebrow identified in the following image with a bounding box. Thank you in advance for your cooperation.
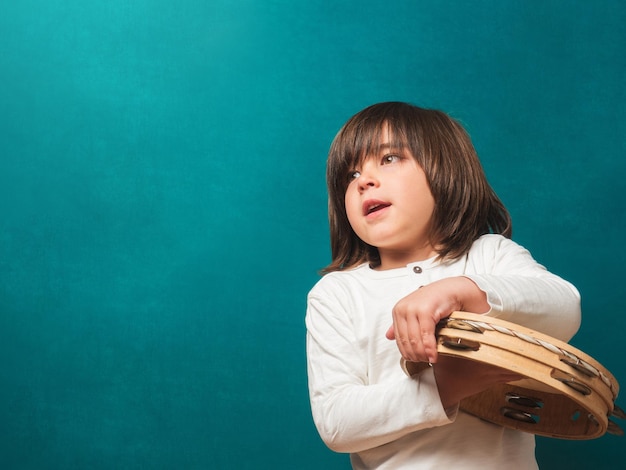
[350,140,408,168]
[370,143,406,152]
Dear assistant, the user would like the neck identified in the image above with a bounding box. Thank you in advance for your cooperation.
[376,245,438,270]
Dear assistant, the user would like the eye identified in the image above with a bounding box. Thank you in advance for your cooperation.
[381,154,401,165]
[348,170,361,181]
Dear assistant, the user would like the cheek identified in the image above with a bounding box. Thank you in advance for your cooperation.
[344,190,360,225]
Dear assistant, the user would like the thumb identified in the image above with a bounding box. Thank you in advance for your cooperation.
[385,324,395,340]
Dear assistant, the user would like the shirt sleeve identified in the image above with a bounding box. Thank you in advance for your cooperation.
[464,235,581,342]
[306,288,453,453]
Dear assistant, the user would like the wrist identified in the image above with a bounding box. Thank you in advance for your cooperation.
[456,276,489,314]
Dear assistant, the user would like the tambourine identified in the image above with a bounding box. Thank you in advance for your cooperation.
[401,311,625,440]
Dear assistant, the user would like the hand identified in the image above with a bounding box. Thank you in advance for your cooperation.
[385,277,489,363]
[433,356,523,409]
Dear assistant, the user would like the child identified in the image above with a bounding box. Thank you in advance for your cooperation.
[305,102,581,469]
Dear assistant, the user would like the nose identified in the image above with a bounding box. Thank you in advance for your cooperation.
[357,161,379,192]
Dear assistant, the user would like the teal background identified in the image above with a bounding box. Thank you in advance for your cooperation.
[1,1,624,468]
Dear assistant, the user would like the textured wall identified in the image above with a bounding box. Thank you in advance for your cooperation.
[1,1,624,468]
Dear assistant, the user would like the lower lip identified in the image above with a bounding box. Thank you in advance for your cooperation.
[366,205,390,219]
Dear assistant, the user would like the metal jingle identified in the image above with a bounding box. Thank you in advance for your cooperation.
[587,413,599,427]
[440,336,481,352]
[611,404,626,420]
[551,370,593,396]
[501,407,538,424]
[607,420,624,436]
[506,393,543,409]
[559,378,592,396]
[560,356,599,378]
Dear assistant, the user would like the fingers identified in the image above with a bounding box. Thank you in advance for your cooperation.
[388,279,466,363]
[419,313,439,364]
[391,304,439,363]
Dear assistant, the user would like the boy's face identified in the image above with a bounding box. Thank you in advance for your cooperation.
[344,127,436,269]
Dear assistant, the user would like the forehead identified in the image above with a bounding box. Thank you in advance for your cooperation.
[351,123,409,164]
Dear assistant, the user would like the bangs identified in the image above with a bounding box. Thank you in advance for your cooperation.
[329,112,411,192]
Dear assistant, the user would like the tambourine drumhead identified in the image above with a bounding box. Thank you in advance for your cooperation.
[401,311,622,440]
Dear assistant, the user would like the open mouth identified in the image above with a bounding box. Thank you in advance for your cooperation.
[363,201,391,216]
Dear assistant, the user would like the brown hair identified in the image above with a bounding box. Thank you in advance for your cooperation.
[324,101,511,272]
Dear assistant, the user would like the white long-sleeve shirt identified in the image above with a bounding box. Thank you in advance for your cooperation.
[306,234,581,469]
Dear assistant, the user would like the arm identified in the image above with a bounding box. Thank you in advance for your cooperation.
[465,234,581,341]
[387,235,581,363]
[306,291,452,453]
[306,236,581,452]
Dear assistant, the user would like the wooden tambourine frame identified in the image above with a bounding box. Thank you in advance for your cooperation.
[401,312,624,440]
